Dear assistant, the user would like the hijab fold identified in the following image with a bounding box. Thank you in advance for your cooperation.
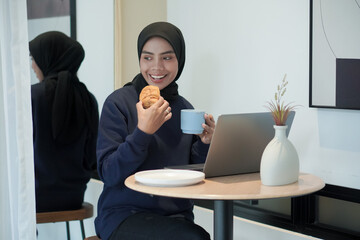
[29,31,97,144]
[125,22,185,102]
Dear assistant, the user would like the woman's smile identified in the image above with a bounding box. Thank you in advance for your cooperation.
[149,74,167,82]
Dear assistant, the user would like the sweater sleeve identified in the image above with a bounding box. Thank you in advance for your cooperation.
[96,94,153,186]
[190,135,210,164]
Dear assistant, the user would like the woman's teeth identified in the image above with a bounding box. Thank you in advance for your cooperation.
[150,74,165,79]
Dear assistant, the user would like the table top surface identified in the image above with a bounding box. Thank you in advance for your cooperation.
[125,172,325,200]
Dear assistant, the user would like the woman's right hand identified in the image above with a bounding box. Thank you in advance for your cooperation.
[136,97,172,134]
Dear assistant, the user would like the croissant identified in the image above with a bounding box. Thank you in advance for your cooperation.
[139,85,160,109]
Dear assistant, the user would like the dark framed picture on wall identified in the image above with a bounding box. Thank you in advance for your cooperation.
[309,0,360,110]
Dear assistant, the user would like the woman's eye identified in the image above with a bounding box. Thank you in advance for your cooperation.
[163,56,172,60]
[144,56,152,61]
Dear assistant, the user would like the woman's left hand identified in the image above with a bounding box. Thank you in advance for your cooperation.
[198,113,215,144]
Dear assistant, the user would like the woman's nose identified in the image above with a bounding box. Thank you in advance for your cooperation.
[152,58,164,70]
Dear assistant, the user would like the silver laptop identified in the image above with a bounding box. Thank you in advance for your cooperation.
[167,111,295,178]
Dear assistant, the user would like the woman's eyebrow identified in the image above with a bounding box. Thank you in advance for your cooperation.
[160,50,175,55]
[141,50,153,55]
[141,50,175,55]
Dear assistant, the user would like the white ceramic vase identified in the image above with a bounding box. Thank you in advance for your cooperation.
[260,125,299,186]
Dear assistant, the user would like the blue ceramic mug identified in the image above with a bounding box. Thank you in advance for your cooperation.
[181,109,205,134]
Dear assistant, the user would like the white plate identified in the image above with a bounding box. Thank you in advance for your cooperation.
[135,169,205,187]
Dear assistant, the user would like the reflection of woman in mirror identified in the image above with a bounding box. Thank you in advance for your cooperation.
[95,22,215,240]
[29,31,99,212]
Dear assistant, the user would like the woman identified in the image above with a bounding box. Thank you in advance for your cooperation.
[95,22,215,240]
[30,31,99,212]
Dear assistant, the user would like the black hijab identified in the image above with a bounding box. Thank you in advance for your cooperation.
[125,22,186,101]
[29,31,97,144]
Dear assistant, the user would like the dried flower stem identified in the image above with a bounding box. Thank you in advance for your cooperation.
[265,74,296,126]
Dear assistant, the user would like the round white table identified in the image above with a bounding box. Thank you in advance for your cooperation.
[125,172,325,240]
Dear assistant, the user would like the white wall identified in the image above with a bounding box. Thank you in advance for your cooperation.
[167,0,360,190]
[77,0,114,114]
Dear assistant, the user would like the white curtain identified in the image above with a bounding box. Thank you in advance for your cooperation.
[0,0,37,239]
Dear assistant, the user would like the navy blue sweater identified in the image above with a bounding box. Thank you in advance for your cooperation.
[95,85,209,240]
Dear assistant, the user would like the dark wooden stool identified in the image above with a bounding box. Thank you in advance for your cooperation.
[36,202,94,240]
